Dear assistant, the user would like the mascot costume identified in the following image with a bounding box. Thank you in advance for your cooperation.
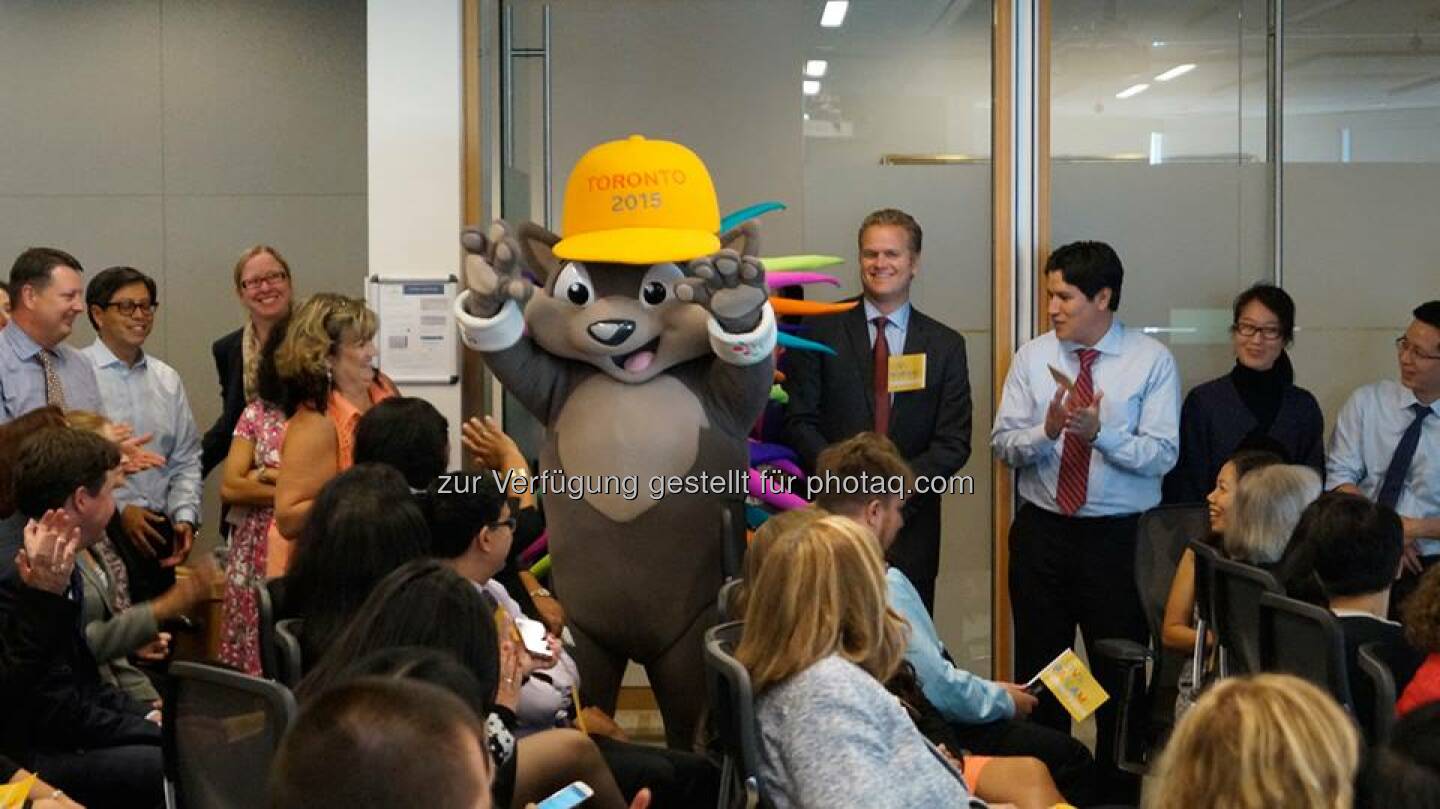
[453,135,776,747]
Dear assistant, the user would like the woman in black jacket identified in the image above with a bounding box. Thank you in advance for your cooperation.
[1163,283,1324,504]
[200,245,294,478]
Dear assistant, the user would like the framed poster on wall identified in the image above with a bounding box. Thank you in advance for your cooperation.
[365,275,460,384]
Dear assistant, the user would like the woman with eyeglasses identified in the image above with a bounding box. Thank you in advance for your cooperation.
[200,245,295,478]
[1163,283,1324,504]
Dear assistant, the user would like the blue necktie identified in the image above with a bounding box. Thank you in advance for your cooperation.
[1377,403,1432,509]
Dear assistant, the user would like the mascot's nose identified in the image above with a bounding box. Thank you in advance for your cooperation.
[587,319,636,347]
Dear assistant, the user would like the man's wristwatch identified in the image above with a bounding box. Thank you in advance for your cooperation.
[529,587,554,600]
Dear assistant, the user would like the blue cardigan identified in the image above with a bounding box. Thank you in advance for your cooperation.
[1162,374,1324,504]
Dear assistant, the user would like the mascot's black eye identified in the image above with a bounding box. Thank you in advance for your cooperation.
[639,262,683,309]
[554,262,593,307]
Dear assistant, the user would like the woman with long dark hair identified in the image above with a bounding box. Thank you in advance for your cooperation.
[283,463,429,665]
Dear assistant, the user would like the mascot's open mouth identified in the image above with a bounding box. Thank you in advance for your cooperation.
[612,337,661,373]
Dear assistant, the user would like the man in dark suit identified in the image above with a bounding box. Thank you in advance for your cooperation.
[784,208,972,611]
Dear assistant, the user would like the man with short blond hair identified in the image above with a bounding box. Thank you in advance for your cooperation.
[785,208,973,611]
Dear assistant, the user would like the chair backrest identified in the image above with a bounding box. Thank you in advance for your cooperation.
[273,618,304,688]
[1257,592,1352,709]
[1189,540,1220,631]
[163,661,297,809]
[1210,556,1283,675]
[1357,641,1397,744]
[253,583,277,681]
[1135,504,1210,643]
[718,578,744,622]
[704,620,768,809]
[1135,504,1210,716]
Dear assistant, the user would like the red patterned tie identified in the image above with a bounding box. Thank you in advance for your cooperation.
[1056,348,1099,515]
[872,316,890,436]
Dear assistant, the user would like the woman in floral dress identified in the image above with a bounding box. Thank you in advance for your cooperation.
[217,321,290,675]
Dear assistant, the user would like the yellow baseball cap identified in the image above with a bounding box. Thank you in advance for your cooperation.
[554,135,721,265]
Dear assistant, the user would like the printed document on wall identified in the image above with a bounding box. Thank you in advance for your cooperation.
[367,276,459,384]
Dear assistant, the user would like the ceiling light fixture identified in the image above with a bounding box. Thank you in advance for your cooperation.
[1155,63,1196,82]
[820,1,849,28]
[1115,83,1150,99]
[803,80,821,96]
[805,59,829,78]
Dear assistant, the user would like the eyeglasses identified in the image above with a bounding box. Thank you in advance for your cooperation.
[1232,322,1283,341]
[487,516,517,532]
[1397,336,1440,361]
[240,271,289,291]
[102,300,158,317]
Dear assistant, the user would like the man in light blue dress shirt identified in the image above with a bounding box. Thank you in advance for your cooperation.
[1328,301,1440,613]
[83,267,202,602]
[990,241,1180,801]
[0,247,102,422]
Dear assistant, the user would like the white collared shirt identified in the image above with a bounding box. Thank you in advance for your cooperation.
[991,320,1181,516]
[1327,379,1440,554]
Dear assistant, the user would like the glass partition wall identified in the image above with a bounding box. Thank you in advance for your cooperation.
[1283,0,1440,420]
[473,0,1430,699]
[487,0,998,684]
[1050,0,1272,392]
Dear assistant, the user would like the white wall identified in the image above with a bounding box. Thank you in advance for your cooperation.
[367,0,465,465]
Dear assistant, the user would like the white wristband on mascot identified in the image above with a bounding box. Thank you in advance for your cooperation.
[708,303,777,367]
[453,291,526,352]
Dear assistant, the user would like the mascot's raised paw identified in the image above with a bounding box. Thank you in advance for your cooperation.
[678,247,767,333]
[460,221,535,318]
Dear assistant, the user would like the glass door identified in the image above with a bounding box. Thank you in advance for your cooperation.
[489,0,998,676]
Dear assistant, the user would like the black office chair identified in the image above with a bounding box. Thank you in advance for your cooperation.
[1257,591,1352,711]
[1357,642,1398,744]
[704,620,771,809]
[1210,557,1283,676]
[273,618,304,688]
[718,578,744,622]
[252,583,278,680]
[163,661,297,809]
[1091,502,1209,774]
[1188,540,1221,682]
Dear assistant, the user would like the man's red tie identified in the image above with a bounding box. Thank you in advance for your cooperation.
[873,316,890,436]
[1056,348,1100,515]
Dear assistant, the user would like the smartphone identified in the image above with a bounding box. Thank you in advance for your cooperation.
[516,616,553,660]
[1047,363,1074,392]
[536,781,594,809]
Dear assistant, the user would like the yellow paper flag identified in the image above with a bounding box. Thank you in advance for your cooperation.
[1036,649,1109,723]
[0,774,36,808]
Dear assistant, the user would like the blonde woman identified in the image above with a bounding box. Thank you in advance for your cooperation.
[1222,463,1321,565]
[736,515,979,809]
[273,294,395,546]
[1144,674,1359,809]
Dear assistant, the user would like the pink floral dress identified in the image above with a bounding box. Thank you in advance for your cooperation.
[218,399,287,675]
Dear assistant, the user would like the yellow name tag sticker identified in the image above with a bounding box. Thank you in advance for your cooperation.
[888,354,927,393]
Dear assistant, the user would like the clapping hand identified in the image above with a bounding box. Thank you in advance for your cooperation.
[107,423,165,474]
[18,510,82,595]
[462,415,524,472]
[1064,390,1104,443]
